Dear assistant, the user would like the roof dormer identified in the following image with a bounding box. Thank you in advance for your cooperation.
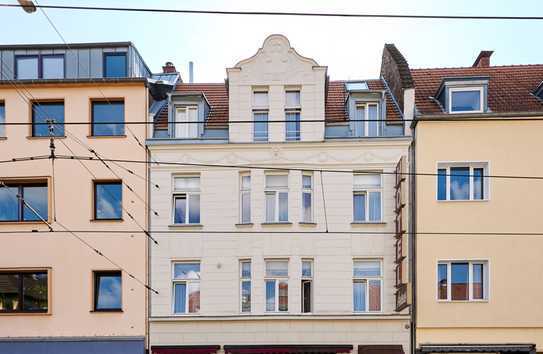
[435,77,489,114]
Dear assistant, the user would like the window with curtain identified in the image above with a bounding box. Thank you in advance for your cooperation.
[353,173,382,222]
[301,259,313,313]
[240,260,251,313]
[265,174,289,222]
[32,101,65,137]
[240,173,251,224]
[437,261,488,301]
[172,176,200,224]
[174,106,199,139]
[437,163,488,201]
[265,260,288,312]
[354,102,380,137]
[172,262,200,314]
[353,260,382,312]
[301,174,313,222]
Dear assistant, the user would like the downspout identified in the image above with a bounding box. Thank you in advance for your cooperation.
[409,123,417,354]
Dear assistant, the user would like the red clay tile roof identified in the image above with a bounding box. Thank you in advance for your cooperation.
[411,65,543,115]
[154,80,403,130]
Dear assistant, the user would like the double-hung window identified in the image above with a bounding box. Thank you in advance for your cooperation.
[301,174,313,222]
[94,181,122,220]
[301,259,313,313]
[0,102,5,137]
[15,55,64,80]
[103,52,127,78]
[240,173,251,224]
[448,87,483,113]
[285,90,301,141]
[265,174,288,223]
[91,100,125,136]
[174,106,199,139]
[0,270,49,313]
[93,271,122,311]
[438,261,488,301]
[353,260,382,312]
[253,91,269,142]
[354,102,380,137]
[240,260,251,313]
[353,173,382,222]
[437,163,488,201]
[265,260,288,312]
[172,262,200,314]
[0,181,48,222]
[32,101,64,137]
[173,176,200,224]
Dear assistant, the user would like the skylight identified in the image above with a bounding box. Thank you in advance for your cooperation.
[346,82,369,91]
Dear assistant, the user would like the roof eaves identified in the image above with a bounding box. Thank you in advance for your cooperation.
[0,41,134,50]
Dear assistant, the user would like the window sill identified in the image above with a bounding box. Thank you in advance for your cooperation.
[235,223,254,227]
[87,135,127,139]
[299,222,317,226]
[26,136,67,140]
[0,221,52,226]
[437,199,489,203]
[0,311,51,316]
[351,221,387,225]
[90,309,123,313]
[261,222,293,226]
[168,224,203,229]
[90,218,124,222]
[437,299,489,303]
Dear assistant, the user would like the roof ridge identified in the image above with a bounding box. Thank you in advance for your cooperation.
[412,63,543,71]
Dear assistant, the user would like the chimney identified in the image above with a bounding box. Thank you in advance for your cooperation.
[472,51,494,68]
[162,61,177,73]
[189,61,194,83]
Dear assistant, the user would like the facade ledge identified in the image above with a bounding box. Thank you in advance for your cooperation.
[149,313,410,322]
[87,135,127,139]
[299,222,317,226]
[168,224,204,229]
[235,223,254,227]
[351,221,387,225]
[261,222,293,226]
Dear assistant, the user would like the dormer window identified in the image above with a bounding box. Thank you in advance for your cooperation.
[174,106,198,139]
[449,87,484,114]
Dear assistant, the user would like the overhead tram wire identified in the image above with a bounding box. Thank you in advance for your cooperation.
[1,3,543,21]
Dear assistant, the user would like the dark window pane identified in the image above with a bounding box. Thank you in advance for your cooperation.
[0,273,20,311]
[22,185,48,221]
[450,167,470,200]
[92,101,125,136]
[451,263,469,300]
[174,196,187,224]
[451,90,481,112]
[16,56,38,79]
[95,272,122,310]
[241,280,251,312]
[353,193,366,221]
[0,103,5,137]
[278,192,288,222]
[473,168,484,200]
[22,272,48,312]
[278,281,288,311]
[473,264,484,299]
[438,263,448,299]
[302,280,311,313]
[104,53,127,78]
[0,186,19,221]
[42,56,64,79]
[254,112,268,141]
[285,112,300,140]
[32,102,64,137]
[265,280,275,311]
[437,169,446,200]
[95,182,122,220]
[188,194,200,224]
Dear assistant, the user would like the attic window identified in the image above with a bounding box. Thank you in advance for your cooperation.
[449,87,484,114]
[346,82,369,91]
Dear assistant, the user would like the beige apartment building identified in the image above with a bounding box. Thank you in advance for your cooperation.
[406,50,543,354]
[0,42,166,354]
[147,35,413,354]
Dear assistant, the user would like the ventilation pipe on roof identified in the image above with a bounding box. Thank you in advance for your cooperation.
[189,61,194,83]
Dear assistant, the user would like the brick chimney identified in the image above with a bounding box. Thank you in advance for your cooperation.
[162,61,177,73]
[472,51,494,68]
[380,44,414,112]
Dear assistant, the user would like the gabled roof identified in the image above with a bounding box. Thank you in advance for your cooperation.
[411,65,543,115]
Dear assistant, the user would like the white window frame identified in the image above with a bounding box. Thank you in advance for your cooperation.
[436,162,489,201]
[301,173,313,223]
[239,259,252,313]
[448,86,484,114]
[285,89,301,141]
[301,259,313,313]
[437,260,489,302]
[355,102,381,137]
[353,259,383,313]
[264,259,289,313]
[253,89,269,142]
[174,105,199,139]
[265,173,289,223]
[239,172,251,224]
[353,173,383,222]
[172,176,201,225]
[171,261,201,315]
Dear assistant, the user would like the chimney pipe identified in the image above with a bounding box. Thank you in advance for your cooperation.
[472,51,494,68]
[162,61,176,73]
[189,61,194,83]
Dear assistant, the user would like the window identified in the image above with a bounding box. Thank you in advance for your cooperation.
[253,91,269,142]
[285,90,301,141]
[93,271,122,311]
[240,260,251,313]
[240,173,251,223]
[91,101,125,136]
[15,55,64,80]
[172,262,200,314]
[265,260,288,312]
[354,103,380,137]
[174,106,198,139]
[0,102,4,137]
[353,173,382,222]
[0,181,48,222]
[173,176,200,224]
[103,53,127,78]
[265,174,288,222]
[438,261,488,301]
[301,259,313,313]
[94,181,122,220]
[0,270,48,313]
[301,174,313,222]
[449,87,483,113]
[32,102,64,137]
[353,260,382,312]
[437,163,488,201]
